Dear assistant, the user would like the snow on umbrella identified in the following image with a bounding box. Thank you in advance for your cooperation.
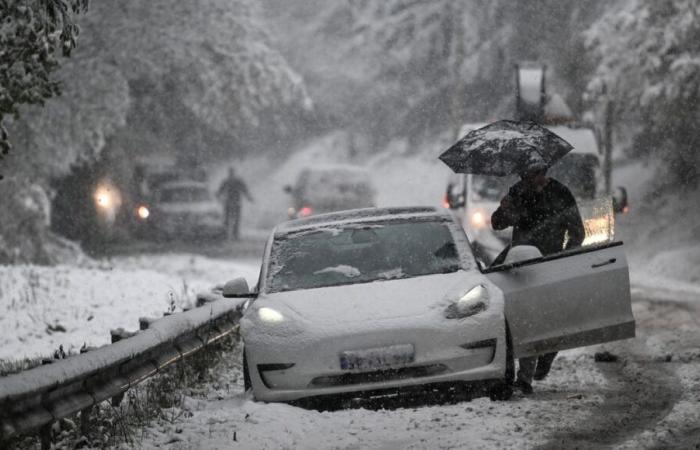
[439,120,574,176]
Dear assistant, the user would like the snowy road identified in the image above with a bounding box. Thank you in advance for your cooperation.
[136,291,700,450]
[2,240,698,448]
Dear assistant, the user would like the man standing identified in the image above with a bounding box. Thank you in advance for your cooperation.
[491,164,585,394]
[217,166,253,241]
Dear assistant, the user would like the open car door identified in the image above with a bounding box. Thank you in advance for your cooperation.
[485,242,635,358]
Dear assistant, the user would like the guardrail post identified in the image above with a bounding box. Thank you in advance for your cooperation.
[39,423,52,450]
[109,328,134,407]
[139,317,157,330]
[80,405,93,437]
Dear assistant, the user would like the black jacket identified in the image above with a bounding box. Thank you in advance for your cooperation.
[218,176,252,207]
[491,178,585,255]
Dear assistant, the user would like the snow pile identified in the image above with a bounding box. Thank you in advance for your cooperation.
[0,254,259,361]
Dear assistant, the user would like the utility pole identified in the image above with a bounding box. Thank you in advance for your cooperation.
[447,2,466,142]
[602,83,614,196]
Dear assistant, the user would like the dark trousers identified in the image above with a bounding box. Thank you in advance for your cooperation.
[225,204,241,241]
[517,352,557,384]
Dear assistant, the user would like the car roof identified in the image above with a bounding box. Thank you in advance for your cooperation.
[274,206,452,236]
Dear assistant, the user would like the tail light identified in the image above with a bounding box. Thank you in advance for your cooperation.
[298,206,313,217]
[442,194,450,209]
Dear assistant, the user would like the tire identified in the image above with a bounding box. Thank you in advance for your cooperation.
[490,321,514,401]
[242,350,252,392]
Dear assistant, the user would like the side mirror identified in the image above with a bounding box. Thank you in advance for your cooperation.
[222,277,256,298]
[283,185,293,194]
[612,186,628,214]
[502,245,543,265]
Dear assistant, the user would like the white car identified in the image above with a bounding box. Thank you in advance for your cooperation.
[224,207,634,404]
[145,180,224,239]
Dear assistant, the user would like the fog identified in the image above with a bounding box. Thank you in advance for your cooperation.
[1,1,699,448]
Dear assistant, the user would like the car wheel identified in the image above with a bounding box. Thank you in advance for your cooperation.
[243,349,252,392]
[490,321,514,401]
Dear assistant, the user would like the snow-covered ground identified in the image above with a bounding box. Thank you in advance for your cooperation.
[132,296,700,450]
[0,254,259,361]
[2,133,699,448]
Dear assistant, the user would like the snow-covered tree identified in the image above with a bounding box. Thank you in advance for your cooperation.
[586,0,700,188]
[0,0,88,160]
[263,0,607,147]
[1,0,314,263]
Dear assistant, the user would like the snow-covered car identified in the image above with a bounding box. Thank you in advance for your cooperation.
[223,207,635,404]
[140,180,224,240]
[283,164,376,219]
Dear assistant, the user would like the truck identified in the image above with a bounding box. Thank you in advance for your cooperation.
[445,63,628,265]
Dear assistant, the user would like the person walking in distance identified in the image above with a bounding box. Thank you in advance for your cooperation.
[491,164,585,394]
[217,166,253,241]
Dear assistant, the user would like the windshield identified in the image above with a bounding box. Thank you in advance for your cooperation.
[549,154,599,199]
[471,175,517,201]
[267,220,461,292]
[159,187,211,203]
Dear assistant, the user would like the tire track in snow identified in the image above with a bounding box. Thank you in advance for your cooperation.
[536,298,695,449]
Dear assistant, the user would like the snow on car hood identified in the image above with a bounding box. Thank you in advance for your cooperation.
[257,270,486,325]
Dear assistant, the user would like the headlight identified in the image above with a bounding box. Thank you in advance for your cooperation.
[445,285,489,319]
[258,307,284,323]
[469,210,487,228]
[94,186,114,209]
[136,205,150,220]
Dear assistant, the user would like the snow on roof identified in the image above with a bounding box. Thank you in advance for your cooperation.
[548,126,599,156]
[274,206,449,235]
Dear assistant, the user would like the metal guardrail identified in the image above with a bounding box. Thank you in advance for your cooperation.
[0,296,243,447]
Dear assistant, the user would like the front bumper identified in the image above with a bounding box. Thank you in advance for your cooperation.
[245,314,506,403]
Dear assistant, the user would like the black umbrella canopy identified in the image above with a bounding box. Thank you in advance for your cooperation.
[439,120,574,176]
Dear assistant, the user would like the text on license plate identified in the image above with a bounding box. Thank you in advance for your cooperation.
[340,344,415,371]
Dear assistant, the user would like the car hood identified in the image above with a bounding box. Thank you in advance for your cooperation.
[256,270,485,325]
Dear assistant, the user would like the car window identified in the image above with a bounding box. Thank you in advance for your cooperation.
[471,175,517,201]
[267,220,461,292]
[159,187,211,203]
[548,154,599,199]
[470,195,616,270]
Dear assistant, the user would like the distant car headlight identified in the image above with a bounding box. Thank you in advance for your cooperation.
[94,185,115,209]
[136,205,150,220]
[445,285,489,319]
[258,307,284,323]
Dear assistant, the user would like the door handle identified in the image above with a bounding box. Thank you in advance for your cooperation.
[592,258,616,268]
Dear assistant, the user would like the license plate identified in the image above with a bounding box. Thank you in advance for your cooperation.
[340,344,415,371]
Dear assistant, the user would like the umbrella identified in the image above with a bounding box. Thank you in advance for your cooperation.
[439,120,574,176]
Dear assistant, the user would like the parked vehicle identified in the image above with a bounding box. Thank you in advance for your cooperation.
[136,180,224,240]
[218,207,635,404]
[284,164,376,219]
